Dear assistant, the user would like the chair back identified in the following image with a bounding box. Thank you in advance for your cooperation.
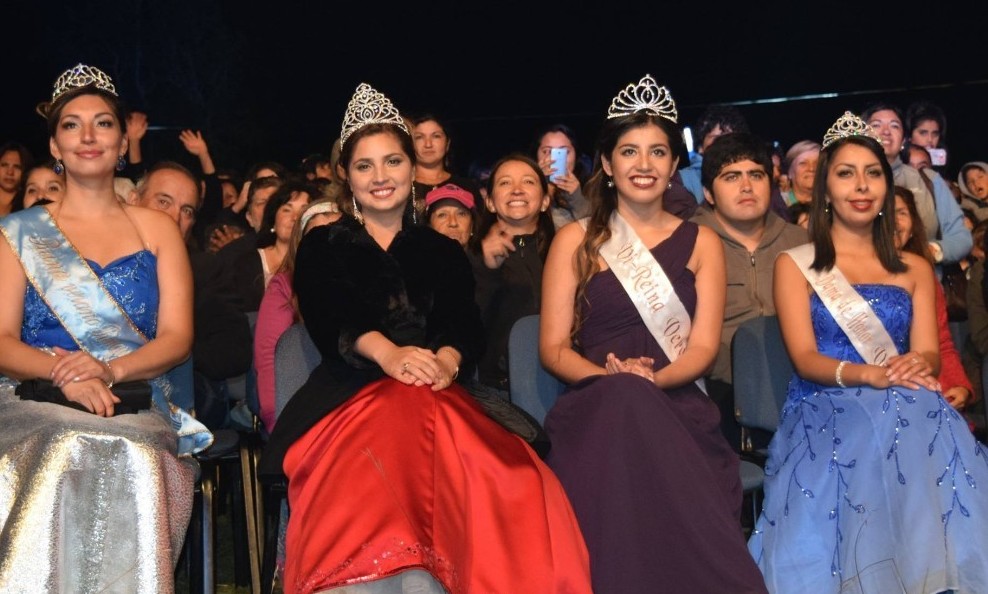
[508,314,564,425]
[732,315,792,433]
[273,323,322,421]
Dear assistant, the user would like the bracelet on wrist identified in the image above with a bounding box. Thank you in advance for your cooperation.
[437,348,460,381]
[835,360,848,388]
[102,360,116,389]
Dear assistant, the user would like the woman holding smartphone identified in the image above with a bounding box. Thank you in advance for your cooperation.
[535,124,590,229]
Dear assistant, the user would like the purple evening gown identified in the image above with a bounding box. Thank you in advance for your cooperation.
[546,221,767,594]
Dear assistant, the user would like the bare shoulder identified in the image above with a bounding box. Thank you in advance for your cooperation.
[900,251,935,286]
[549,220,587,253]
[122,205,183,250]
[694,225,724,256]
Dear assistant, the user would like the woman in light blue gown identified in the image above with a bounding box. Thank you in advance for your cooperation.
[749,112,988,594]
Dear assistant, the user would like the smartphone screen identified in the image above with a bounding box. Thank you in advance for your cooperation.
[549,147,568,182]
[927,147,947,167]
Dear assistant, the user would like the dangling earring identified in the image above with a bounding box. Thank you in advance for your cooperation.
[351,195,364,225]
[53,159,64,175]
[116,156,126,172]
[410,184,418,225]
[667,181,673,189]
[878,211,883,217]
[824,202,831,214]
[606,176,614,188]
[270,227,275,232]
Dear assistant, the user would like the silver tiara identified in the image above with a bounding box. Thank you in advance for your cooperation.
[606,74,678,123]
[340,82,409,146]
[821,111,883,150]
[51,64,117,102]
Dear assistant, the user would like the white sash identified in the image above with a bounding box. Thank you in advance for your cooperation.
[587,212,705,392]
[785,243,899,366]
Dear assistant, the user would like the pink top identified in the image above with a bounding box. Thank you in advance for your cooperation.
[254,271,296,432]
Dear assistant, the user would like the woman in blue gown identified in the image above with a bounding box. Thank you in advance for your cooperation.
[749,112,988,593]
[0,65,209,592]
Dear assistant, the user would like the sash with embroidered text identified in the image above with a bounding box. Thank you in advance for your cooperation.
[585,212,705,392]
[0,207,212,455]
[785,243,899,366]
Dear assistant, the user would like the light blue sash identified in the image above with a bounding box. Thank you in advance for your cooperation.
[0,207,212,456]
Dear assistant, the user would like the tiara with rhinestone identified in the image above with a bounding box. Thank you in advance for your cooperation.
[821,111,883,150]
[606,74,678,123]
[340,82,409,145]
[51,63,117,102]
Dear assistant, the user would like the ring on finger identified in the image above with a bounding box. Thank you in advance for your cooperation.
[402,362,409,374]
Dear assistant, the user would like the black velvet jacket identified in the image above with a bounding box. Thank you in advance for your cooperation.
[259,215,483,479]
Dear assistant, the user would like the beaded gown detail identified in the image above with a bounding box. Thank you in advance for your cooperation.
[0,250,195,594]
[545,222,768,594]
[749,284,988,593]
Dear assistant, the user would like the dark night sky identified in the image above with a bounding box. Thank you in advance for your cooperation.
[8,0,987,179]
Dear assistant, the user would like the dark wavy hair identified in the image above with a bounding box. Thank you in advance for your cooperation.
[808,135,904,274]
[575,112,687,317]
[256,179,317,248]
[338,123,419,224]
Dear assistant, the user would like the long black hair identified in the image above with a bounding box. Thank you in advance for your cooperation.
[808,135,904,273]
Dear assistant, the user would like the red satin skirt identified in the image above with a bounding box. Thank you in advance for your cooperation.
[282,378,592,594]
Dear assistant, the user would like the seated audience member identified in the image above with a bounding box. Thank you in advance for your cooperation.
[424,183,475,248]
[864,102,971,265]
[22,161,65,208]
[679,105,750,203]
[781,140,820,207]
[254,199,341,432]
[533,123,590,228]
[906,142,933,172]
[691,132,806,449]
[894,186,974,410]
[905,100,949,174]
[958,161,988,222]
[409,113,481,216]
[212,175,282,268]
[135,161,252,426]
[230,180,313,312]
[300,153,333,181]
[208,162,287,252]
[0,141,32,215]
[469,154,554,395]
[789,201,811,229]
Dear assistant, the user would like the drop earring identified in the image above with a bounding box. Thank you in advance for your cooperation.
[116,156,126,172]
[606,176,614,188]
[53,159,64,175]
[351,196,364,225]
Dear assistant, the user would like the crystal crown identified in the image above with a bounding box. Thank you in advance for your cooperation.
[607,74,678,122]
[340,82,409,145]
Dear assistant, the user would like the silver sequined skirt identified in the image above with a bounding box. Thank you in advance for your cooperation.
[0,384,196,593]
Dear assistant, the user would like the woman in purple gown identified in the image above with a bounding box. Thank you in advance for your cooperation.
[540,74,767,594]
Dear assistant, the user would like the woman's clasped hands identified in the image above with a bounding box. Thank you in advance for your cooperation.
[382,345,458,391]
[49,347,119,416]
[605,353,655,382]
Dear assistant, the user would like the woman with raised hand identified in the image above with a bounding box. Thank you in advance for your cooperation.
[0,63,211,592]
[749,112,988,593]
[540,74,766,594]
[260,82,591,594]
